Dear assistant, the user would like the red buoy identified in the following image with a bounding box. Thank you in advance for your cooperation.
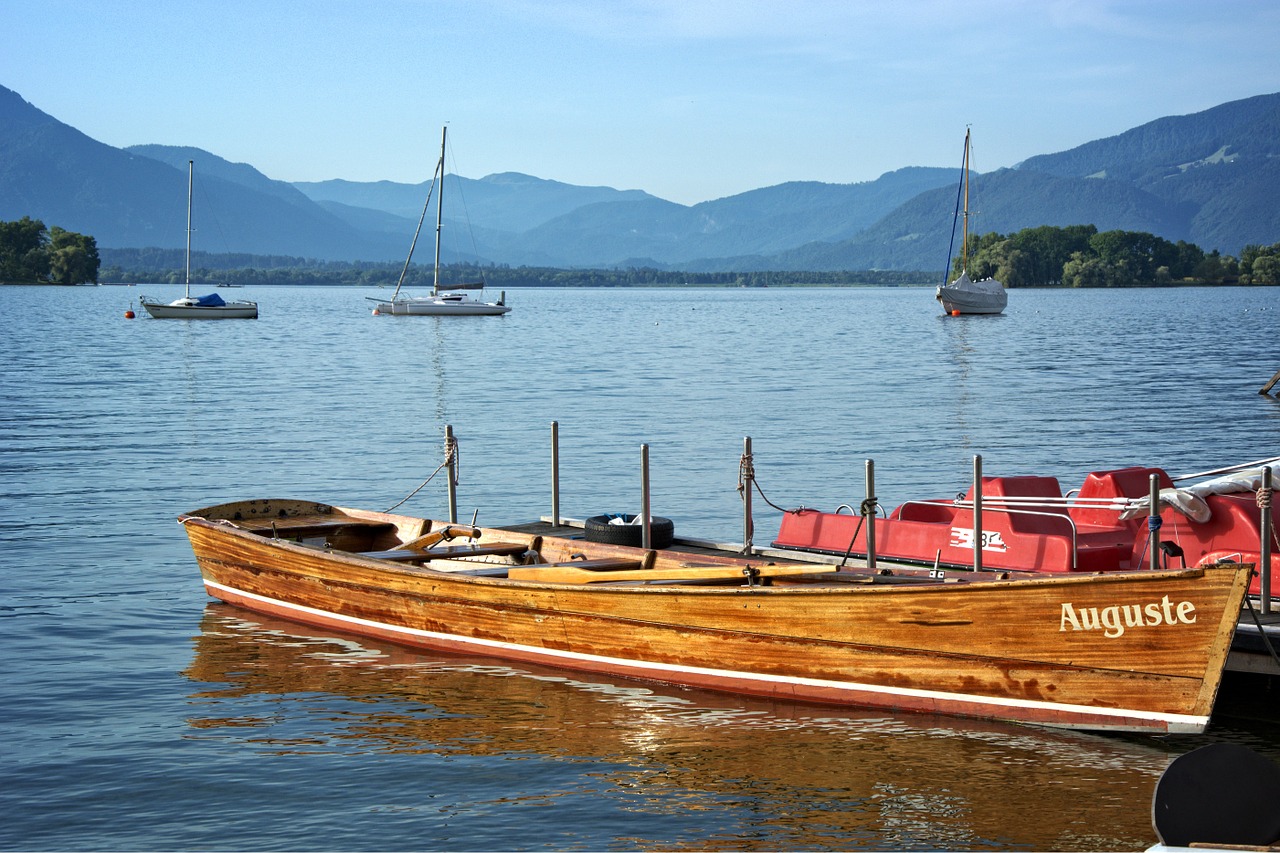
[124,309,136,319]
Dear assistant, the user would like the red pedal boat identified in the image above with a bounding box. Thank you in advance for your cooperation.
[774,460,1280,595]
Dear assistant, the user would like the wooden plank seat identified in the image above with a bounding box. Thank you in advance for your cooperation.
[357,541,531,562]
[429,564,512,577]
[250,519,397,538]
[507,560,836,585]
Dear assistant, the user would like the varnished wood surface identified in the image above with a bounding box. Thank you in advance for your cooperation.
[179,500,1253,732]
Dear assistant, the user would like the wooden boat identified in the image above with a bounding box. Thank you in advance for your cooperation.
[179,498,1251,734]
[369,126,510,317]
[936,129,1007,315]
[139,160,258,320]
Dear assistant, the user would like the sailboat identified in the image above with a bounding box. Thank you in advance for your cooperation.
[935,130,1007,316]
[139,161,258,320]
[371,127,511,317]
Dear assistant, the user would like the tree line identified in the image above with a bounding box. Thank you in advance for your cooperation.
[0,217,101,285]
[7,216,1278,288]
[955,224,1279,287]
[96,250,927,288]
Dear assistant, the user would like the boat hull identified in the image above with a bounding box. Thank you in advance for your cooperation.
[935,282,1007,315]
[141,300,258,319]
[377,299,510,316]
[179,503,1250,733]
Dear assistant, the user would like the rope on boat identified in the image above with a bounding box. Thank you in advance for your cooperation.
[737,450,754,501]
[446,431,459,487]
[737,450,756,548]
[384,434,459,513]
[1138,514,1164,569]
[739,451,795,515]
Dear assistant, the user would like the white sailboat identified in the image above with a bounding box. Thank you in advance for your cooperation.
[936,130,1007,316]
[371,127,510,317]
[139,161,258,320]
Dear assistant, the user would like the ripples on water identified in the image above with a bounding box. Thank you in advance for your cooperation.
[1,284,1278,851]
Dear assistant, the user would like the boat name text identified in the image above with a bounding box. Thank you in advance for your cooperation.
[1060,595,1196,638]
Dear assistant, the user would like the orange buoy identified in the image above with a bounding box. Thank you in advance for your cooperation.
[950,309,961,317]
[371,308,380,316]
[124,309,136,319]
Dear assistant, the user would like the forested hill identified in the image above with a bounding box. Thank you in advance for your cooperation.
[3,83,1278,271]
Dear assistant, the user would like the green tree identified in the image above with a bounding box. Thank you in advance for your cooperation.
[1088,230,1179,286]
[1249,253,1280,285]
[1240,243,1280,285]
[972,240,1033,287]
[1061,251,1111,288]
[1008,224,1096,286]
[1172,240,1206,279]
[0,216,50,282]
[47,227,100,285]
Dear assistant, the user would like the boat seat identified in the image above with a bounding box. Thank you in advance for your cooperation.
[358,541,531,562]
[252,520,398,538]
[1071,467,1174,528]
[893,502,958,523]
[432,565,512,577]
[507,557,834,585]
[964,476,1070,533]
[357,550,435,562]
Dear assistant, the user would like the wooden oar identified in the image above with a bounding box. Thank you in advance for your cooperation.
[394,524,482,551]
[507,562,837,585]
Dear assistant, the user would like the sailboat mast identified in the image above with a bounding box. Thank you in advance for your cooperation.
[961,130,970,273]
[185,160,193,298]
[433,126,447,295]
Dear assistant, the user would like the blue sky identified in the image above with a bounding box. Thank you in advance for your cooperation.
[4,0,1279,205]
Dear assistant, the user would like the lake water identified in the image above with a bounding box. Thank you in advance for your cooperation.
[3,283,1279,851]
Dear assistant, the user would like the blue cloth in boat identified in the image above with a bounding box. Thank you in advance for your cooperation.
[194,293,226,307]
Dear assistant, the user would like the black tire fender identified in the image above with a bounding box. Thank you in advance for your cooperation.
[583,514,674,549]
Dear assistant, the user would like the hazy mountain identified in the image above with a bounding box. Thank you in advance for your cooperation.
[750,94,1280,272]
[2,82,1277,271]
[0,86,409,260]
[296,171,657,233]
[780,167,1197,273]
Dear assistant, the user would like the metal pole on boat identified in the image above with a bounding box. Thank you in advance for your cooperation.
[551,421,560,528]
[1149,474,1160,571]
[445,424,458,524]
[742,437,754,554]
[1262,466,1273,615]
[973,455,983,572]
[865,459,877,572]
[640,444,652,550]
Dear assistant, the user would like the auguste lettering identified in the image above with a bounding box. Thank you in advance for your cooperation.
[1059,595,1197,638]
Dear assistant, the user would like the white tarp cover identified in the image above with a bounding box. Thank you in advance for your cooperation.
[1119,462,1280,523]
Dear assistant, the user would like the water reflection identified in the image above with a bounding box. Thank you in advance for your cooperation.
[938,314,979,449]
[186,602,1176,851]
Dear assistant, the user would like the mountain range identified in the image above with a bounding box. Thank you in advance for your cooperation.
[2,83,1278,272]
